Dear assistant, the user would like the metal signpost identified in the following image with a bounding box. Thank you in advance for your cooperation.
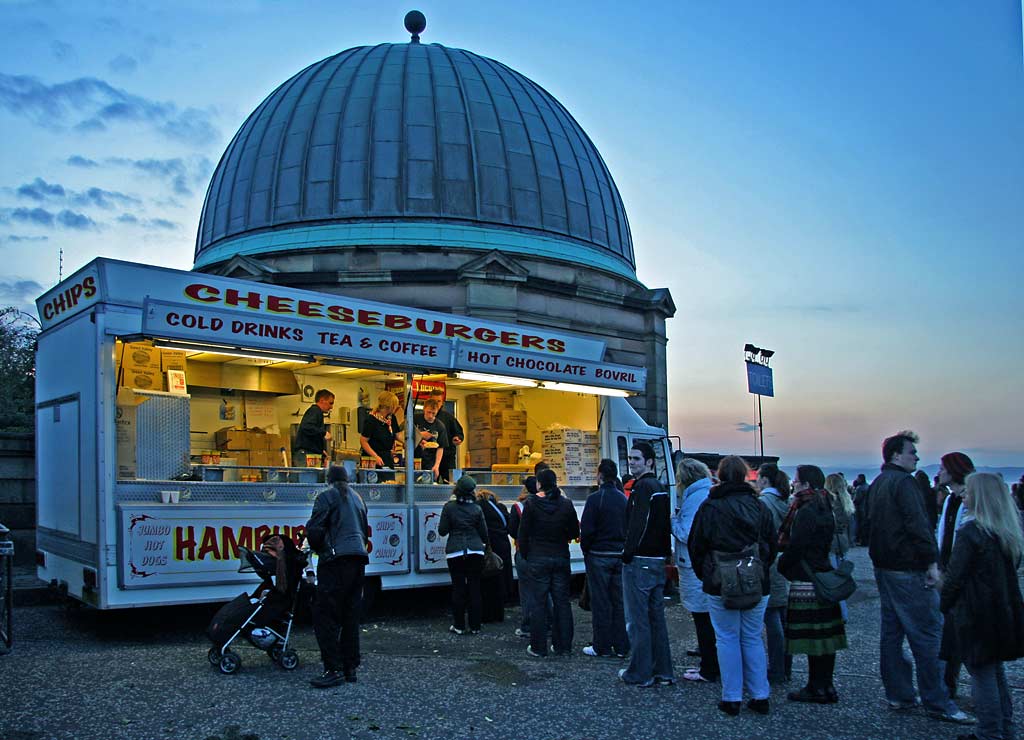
[744,344,775,458]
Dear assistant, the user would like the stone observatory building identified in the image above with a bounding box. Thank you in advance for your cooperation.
[193,14,675,427]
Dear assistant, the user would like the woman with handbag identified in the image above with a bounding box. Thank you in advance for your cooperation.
[438,476,489,635]
[777,465,849,704]
[476,487,513,623]
[688,455,777,716]
[824,473,855,622]
[940,472,1024,740]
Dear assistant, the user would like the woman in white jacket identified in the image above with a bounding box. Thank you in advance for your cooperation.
[672,457,718,682]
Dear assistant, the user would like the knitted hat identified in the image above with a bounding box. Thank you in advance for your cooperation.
[940,452,975,485]
[537,468,558,491]
[454,475,477,497]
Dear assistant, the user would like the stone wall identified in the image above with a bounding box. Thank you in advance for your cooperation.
[0,432,34,566]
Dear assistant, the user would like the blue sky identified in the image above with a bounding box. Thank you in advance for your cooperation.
[1,1,1021,468]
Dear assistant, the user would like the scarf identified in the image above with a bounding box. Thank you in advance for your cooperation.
[778,487,827,547]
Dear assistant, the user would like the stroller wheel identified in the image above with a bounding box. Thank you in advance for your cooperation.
[207,647,222,666]
[219,650,241,674]
[279,649,299,670]
[268,646,283,663]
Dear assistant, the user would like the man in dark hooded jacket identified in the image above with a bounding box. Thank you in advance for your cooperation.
[306,465,369,688]
[518,468,580,657]
[580,458,629,658]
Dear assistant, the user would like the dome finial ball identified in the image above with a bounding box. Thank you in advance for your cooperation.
[404,10,426,42]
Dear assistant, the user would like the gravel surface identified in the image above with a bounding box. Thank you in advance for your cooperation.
[2,547,1022,740]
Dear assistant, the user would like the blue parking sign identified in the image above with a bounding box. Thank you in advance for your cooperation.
[746,362,774,397]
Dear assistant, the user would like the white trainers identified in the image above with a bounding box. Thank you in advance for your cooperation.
[582,645,598,656]
[514,628,529,638]
[887,697,921,711]
[925,708,975,725]
[448,625,464,635]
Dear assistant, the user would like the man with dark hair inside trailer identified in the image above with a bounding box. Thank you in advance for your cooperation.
[294,389,334,466]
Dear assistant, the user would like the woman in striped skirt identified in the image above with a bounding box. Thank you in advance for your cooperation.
[777,464,848,703]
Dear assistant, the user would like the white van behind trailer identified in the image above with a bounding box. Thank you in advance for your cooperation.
[35,259,675,608]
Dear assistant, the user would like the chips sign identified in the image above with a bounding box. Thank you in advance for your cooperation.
[746,362,774,397]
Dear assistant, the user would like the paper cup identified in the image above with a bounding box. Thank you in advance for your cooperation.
[160,490,173,504]
[170,491,180,504]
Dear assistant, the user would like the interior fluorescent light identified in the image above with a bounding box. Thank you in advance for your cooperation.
[456,371,538,387]
[153,340,313,365]
[539,381,631,397]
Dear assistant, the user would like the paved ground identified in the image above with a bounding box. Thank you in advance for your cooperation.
[2,547,1021,740]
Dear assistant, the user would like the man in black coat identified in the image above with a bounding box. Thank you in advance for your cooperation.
[866,430,972,724]
[580,458,629,658]
[618,441,673,687]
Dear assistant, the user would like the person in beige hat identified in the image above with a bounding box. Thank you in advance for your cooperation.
[438,476,488,634]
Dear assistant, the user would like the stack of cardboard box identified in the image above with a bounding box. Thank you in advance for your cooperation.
[116,340,187,392]
[541,427,600,485]
[464,392,532,468]
[117,341,162,391]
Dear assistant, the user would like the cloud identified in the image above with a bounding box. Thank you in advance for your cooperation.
[114,213,179,231]
[94,17,124,34]
[64,156,210,200]
[67,155,99,168]
[73,118,107,133]
[16,178,66,201]
[1,235,50,244]
[770,302,861,315]
[0,73,219,147]
[109,54,138,74]
[71,187,142,210]
[14,178,140,210]
[1,207,97,231]
[735,422,758,433]
[108,156,199,196]
[9,208,55,227]
[56,210,97,230]
[0,279,45,305]
[51,41,75,63]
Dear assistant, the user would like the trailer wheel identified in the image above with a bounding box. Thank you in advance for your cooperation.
[219,650,241,674]
[279,649,299,670]
[207,647,221,666]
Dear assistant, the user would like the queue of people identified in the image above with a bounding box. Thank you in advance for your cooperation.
[298,431,1024,740]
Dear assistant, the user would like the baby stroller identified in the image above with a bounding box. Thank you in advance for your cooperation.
[206,537,307,675]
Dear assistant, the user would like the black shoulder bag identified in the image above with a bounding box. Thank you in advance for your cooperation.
[801,501,857,603]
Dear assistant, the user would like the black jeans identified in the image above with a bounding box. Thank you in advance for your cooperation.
[313,556,366,674]
[692,610,720,679]
[447,554,484,631]
[529,555,573,655]
[585,554,629,656]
